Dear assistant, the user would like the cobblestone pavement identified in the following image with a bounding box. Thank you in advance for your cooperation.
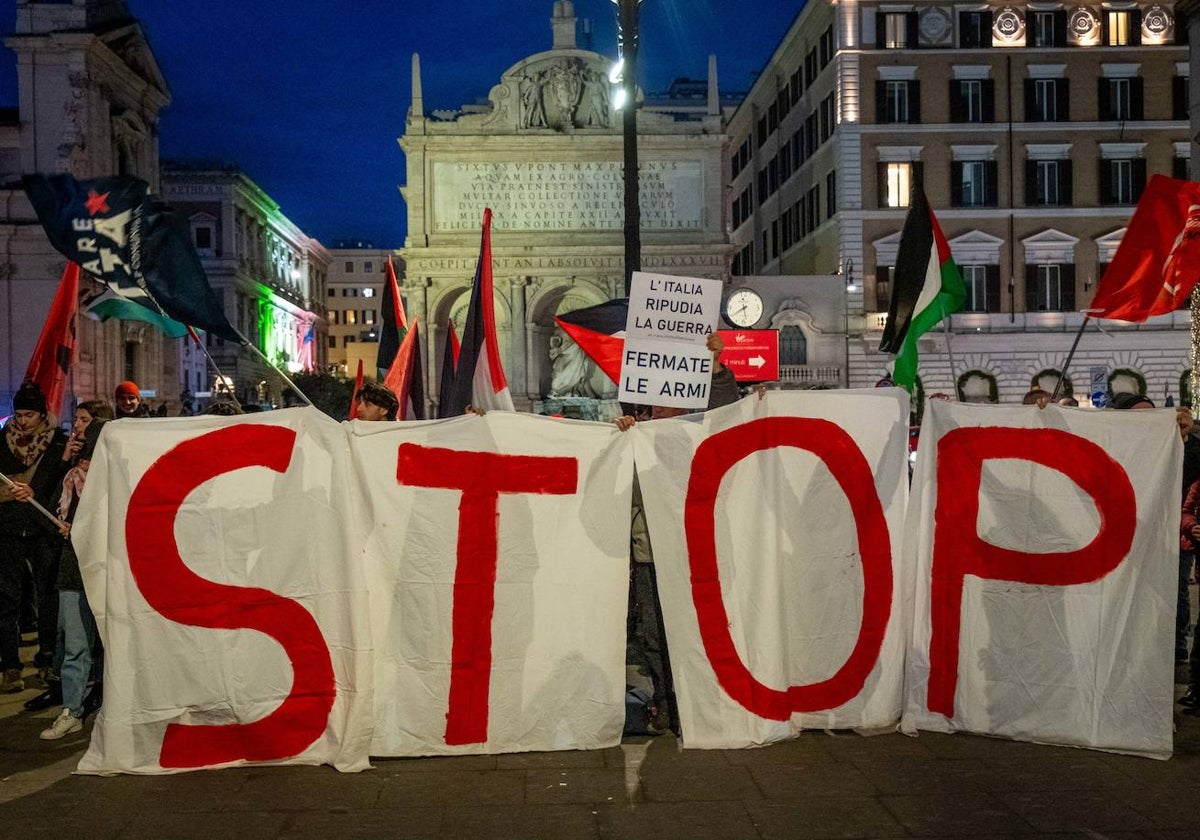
[2,650,1199,838]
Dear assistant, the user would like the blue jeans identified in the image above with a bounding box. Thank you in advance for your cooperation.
[58,589,97,718]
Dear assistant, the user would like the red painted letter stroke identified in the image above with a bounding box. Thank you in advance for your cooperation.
[397,444,578,745]
[684,417,893,719]
[125,424,336,768]
[927,427,1137,717]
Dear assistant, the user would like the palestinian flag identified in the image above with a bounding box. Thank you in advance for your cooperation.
[442,208,514,415]
[878,184,965,391]
[83,286,191,338]
[382,317,425,420]
[553,298,629,385]
[436,319,460,418]
[376,254,407,377]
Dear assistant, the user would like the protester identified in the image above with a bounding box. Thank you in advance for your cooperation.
[354,381,399,421]
[39,418,108,739]
[0,383,69,692]
[614,332,737,734]
[1110,392,1155,410]
[114,381,149,418]
[1177,406,1200,673]
[23,399,114,712]
[1021,387,1051,408]
[205,398,244,417]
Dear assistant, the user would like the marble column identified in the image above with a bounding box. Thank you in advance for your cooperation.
[408,277,432,417]
[509,277,528,406]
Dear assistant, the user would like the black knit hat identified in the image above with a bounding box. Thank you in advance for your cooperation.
[12,381,47,414]
[1111,391,1154,410]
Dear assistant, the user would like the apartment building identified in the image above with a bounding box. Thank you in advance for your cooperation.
[728,1,1190,405]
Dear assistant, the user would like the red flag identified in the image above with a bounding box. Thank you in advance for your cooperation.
[348,358,364,420]
[1086,175,1200,321]
[382,318,425,420]
[25,261,80,417]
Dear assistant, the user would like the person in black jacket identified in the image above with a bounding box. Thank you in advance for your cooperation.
[0,383,68,692]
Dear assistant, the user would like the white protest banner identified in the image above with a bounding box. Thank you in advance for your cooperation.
[351,411,634,756]
[901,401,1181,758]
[72,408,374,774]
[620,271,721,409]
[632,390,912,747]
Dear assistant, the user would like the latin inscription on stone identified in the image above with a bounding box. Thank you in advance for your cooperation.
[432,161,703,233]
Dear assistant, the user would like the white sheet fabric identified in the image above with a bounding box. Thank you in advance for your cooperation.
[73,408,373,774]
[632,390,912,747]
[901,401,1181,758]
[352,412,633,756]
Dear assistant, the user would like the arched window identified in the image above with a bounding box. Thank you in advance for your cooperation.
[779,325,807,365]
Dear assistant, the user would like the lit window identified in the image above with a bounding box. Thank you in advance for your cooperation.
[363,288,375,298]
[363,310,376,325]
[1106,11,1131,45]
[345,310,357,325]
[883,163,913,208]
[883,13,908,49]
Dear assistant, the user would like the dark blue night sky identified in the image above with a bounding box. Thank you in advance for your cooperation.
[0,1,805,249]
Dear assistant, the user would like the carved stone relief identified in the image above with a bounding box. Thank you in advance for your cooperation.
[520,58,610,130]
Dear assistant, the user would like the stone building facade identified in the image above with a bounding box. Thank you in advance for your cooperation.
[324,242,394,378]
[161,163,330,409]
[399,1,729,411]
[0,0,176,411]
[728,0,1191,407]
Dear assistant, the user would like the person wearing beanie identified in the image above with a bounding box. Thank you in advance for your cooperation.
[0,382,69,692]
[114,381,148,419]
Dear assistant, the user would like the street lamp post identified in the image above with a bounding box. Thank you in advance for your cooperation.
[612,0,643,296]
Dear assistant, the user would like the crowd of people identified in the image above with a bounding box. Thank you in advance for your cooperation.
[3,351,1198,742]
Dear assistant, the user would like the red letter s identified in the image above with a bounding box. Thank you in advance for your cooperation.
[126,424,336,768]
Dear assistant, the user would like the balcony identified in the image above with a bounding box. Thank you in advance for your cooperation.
[778,365,843,387]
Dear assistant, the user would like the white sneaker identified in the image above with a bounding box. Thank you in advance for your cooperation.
[39,708,82,740]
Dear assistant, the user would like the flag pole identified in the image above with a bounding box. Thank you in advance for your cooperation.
[940,303,960,396]
[0,471,67,530]
[1051,316,1091,401]
[240,334,315,407]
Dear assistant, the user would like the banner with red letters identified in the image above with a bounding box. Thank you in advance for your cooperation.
[349,413,633,756]
[71,396,1181,774]
[633,390,912,747]
[72,409,375,774]
[900,401,1181,758]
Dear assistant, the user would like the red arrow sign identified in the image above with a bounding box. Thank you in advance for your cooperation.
[717,330,779,382]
